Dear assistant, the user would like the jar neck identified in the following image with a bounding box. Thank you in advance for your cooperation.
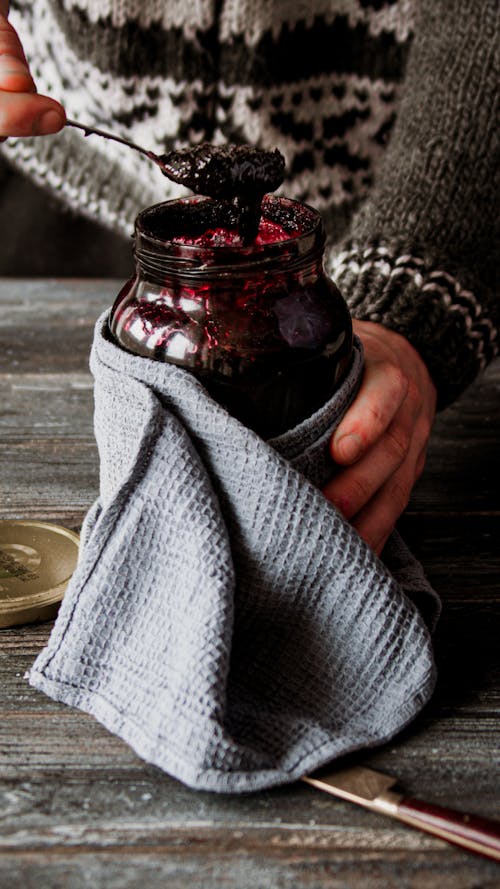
[133,195,326,285]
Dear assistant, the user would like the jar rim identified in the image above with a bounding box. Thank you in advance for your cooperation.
[135,194,324,259]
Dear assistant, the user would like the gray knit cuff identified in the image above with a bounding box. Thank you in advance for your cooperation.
[327,242,499,409]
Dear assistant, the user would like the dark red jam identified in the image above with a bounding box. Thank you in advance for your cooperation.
[156,143,286,242]
[69,128,286,242]
[172,218,296,248]
[109,195,353,438]
[157,143,285,202]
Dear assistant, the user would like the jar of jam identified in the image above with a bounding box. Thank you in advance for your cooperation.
[109,194,353,438]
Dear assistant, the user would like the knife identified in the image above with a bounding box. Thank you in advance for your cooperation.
[302,765,500,862]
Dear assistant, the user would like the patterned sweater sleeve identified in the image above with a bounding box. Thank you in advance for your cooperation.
[326,0,499,409]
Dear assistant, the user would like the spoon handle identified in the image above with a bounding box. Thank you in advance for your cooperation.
[66,118,158,163]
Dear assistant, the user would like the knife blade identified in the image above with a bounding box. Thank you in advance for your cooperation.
[301,765,500,862]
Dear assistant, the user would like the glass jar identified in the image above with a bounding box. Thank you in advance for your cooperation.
[109,194,353,438]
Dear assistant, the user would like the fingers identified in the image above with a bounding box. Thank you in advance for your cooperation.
[326,405,430,555]
[324,319,437,554]
[330,327,409,466]
[349,432,430,554]
[324,392,418,519]
[0,15,66,140]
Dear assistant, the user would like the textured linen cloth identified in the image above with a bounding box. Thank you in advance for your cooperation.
[29,315,440,792]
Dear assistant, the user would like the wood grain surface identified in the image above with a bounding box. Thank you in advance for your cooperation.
[1,279,499,888]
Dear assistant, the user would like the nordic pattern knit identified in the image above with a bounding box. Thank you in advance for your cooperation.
[2,0,499,407]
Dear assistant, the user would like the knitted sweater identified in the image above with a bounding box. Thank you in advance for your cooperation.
[2,0,499,407]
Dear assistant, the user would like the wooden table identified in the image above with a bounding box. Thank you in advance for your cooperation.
[1,279,499,888]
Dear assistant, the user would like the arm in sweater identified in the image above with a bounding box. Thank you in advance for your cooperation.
[328,0,499,410]
[325,0,498,549]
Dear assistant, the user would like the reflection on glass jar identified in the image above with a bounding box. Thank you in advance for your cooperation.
[109,195,353,438]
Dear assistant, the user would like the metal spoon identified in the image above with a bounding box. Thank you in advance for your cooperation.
[65,119,285,200]
[66,118,168,173]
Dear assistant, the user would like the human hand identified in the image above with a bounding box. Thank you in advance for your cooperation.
[0,8,65,141]
[323,320,437,554]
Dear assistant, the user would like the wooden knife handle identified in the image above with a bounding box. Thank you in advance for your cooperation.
[397,796,500,861]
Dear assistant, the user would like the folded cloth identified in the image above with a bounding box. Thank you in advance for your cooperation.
[29,313,440,793]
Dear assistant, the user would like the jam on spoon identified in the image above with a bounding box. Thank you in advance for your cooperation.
[66,119,285,242]
[67,119,353,436]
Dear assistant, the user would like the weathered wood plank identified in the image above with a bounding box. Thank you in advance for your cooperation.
[0,845,497,889]
[1,372,98,522]
[1,280,499,888]
[408,358,500,514]
[1,712,498,813]
[0,278,115,376]
[1,363,499,520]
[2,753,498,833]
[1,278,500,518]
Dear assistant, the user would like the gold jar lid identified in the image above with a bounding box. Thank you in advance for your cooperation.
[0,521,79,628]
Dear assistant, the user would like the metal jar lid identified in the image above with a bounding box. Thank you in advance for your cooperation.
[0,520,80,628]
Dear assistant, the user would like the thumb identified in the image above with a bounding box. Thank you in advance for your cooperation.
[0,15,66,137]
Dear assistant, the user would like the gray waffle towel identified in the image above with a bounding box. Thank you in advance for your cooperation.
[29,313,440,792]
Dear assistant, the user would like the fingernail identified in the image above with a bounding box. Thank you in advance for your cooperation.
[335,433,363,464]
[35,109,65,135]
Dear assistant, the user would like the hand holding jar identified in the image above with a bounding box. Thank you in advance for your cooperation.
[325,320,437,554]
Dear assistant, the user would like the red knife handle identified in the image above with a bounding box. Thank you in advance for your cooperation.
[397,796,500,861]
